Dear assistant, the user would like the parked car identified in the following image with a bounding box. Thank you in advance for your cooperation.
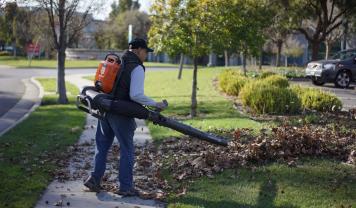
[4,46,14,52]
[305,49,356,88]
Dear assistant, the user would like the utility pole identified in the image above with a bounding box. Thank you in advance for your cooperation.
[128,24,132,43]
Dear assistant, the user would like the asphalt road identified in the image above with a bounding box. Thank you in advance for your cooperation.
[0,75,25,117]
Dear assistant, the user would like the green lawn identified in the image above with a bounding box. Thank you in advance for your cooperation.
[0,56,187,68]
[169,158,356,208]
[144,67,265,140]
[0,79,86,207]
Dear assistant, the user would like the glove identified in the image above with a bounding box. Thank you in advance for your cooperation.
[155,100,168,111]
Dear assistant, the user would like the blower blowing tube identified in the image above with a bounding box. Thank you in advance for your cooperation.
[77,87,228,146]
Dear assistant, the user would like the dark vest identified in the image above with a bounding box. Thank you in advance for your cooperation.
[114,50,145,101]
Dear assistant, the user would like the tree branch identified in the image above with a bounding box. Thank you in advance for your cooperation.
[43,0,59,49]
[67,9,91,46]
[325,21,343,37]
[328,0,335,24]
[64,0,79,30]
[297,28,312,42]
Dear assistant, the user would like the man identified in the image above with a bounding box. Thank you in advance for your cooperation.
[84,38,167,196]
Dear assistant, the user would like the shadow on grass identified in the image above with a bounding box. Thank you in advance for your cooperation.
[170,158,355,208]
[162,100,241,117]
[175,178,298,208]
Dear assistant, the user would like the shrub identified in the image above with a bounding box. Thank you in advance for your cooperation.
[219,70,249,96]
[259,71,276,79]
[291,85,342,112]
[218,70,238,92]
[239,81,301,114]
[285,70,304,78]
[262,75,289,88]
[224,76,249,96]
[0,51,11,56]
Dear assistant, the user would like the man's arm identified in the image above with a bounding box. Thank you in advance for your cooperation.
[129,66,157,107]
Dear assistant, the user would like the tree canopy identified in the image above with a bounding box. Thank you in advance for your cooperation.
[285,0,356,60]
[109,0,140,19]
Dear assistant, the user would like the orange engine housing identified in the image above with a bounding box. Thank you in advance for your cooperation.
[94,61,121,94]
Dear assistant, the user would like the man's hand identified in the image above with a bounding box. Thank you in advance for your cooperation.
[155,100,168,111]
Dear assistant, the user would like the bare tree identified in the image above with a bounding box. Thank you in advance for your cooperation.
[324,26,342,59]
[265,14,290,67]
[0,0,5,9]
[35,0,99,103]
[290,0,356,61]
[282,36,304,66]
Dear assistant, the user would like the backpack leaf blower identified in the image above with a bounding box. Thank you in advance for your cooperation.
[76,55,228,146]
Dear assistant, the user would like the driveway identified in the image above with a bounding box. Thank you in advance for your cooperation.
[290,80,356,110]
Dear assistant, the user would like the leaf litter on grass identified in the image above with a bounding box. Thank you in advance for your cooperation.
[50,120,355,201]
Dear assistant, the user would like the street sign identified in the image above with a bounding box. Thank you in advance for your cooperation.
[26,43,40,56]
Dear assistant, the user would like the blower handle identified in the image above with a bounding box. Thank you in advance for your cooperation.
[154,99,168,112]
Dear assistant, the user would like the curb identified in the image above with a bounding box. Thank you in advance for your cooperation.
[0,77,43,137]
[31,76,45,102]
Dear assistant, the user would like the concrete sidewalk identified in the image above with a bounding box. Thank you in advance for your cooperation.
[36,75,163,208]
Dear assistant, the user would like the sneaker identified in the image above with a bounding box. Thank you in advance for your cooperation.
[83,176,102,193]
[115,188,140,197]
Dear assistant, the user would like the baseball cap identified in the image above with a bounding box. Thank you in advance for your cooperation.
[129,38,154,52]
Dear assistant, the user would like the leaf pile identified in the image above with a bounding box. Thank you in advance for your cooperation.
[130,124,355,199]
[53,123,355,201]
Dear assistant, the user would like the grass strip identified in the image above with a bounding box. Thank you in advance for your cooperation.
[0,78,86,207]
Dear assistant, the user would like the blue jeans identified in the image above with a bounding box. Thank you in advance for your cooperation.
[91,112,137,191]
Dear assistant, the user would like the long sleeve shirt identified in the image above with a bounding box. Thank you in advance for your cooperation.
[129,65,157,107]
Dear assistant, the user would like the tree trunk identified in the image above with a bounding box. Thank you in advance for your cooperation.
[57,47,68,104]
[241,51,247,76]
[56,0,68,104]
[224,50,229,67]
[311,41,321,61]
[45,47,50,59]
[325,40,330,60]
[259,48,262,71]
[276,41,282,67]
[12,41,16,57]
[341,18,348,51]
[177,53,184,79]
[190,57,198,117]
[285,55,288,67]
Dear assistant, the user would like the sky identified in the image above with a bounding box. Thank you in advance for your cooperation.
[94,0,152,20]
[4,0,152,20]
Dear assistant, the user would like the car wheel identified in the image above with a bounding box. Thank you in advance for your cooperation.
[334,70,351,88]
[312,77,325,86]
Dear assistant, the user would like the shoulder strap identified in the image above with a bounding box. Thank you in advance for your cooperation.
[110,58,125,96]
[110,59,142,96]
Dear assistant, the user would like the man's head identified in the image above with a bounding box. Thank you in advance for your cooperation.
[128,38,154,62]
